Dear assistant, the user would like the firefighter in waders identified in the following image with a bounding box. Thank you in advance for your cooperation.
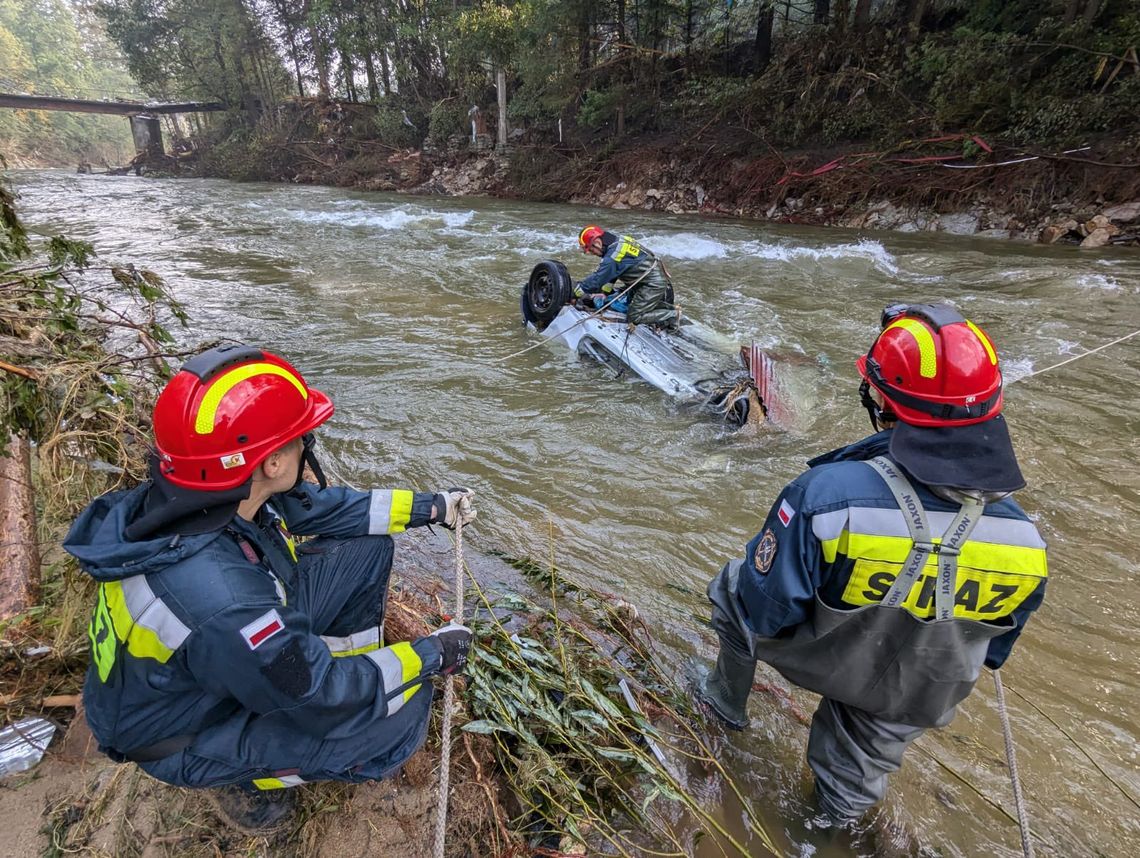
[574,225,680,329]
[697,304,1048,825]
[64,344,476,834]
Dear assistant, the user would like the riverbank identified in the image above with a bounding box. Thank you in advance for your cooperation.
[187,128,1140,249]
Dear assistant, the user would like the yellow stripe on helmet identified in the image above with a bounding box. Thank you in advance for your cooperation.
[885,318,937,378]
[966,320,998,365]
[195,363,308,435]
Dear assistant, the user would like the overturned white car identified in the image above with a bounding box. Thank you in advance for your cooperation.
[520,260,778,428]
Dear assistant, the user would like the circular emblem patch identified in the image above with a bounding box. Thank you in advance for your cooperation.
[753,528,778,575]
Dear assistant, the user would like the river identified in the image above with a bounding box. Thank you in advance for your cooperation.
[7,170,1139,857]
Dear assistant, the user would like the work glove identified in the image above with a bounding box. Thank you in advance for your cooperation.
[428,621,473,675]
[572,281,587,299]
[432,488,476,529]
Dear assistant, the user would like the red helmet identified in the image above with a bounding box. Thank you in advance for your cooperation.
[856,304,1002,428]
[152,344,334,490]
[578,224,604,251]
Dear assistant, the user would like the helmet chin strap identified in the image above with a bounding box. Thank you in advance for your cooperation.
[293,433,328,491]
[859,380,896,432]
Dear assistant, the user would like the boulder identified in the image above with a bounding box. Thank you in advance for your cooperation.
[1081,225,1119,248]
[1084,214,1114,233]
[1040,219,1079,244]
[1103,201,1140,223]
[937,213,979,235]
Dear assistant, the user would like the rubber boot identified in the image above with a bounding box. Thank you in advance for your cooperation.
[696,648,756,730]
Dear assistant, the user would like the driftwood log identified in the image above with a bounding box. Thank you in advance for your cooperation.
[0,434,40,621]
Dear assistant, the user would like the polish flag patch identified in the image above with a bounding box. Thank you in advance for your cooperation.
[777,499,796,527]
[240,609,285,650]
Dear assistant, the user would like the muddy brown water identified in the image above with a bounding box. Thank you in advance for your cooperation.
[8,170,1139,857]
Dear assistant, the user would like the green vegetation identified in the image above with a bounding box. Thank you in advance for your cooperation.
[0,0,138,165]
[0,170,184,664]
[83,0,1138,160]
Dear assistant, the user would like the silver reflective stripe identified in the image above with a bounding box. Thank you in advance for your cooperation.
[120,575,191,650]
[366,646,411,715]
[368,489,396,535]
[863,457,983,619]
[321,626,380,656]
[811,508,848,543]
[846,505,1044,548]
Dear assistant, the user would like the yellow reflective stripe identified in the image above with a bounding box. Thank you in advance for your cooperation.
[845,532,1048,578]
[252,774,306,790]
[322,627,381,658]
[819,532,846,564]
[388,489,414,534]
[612,238,641,262]
[885,318,937,378]
[194,363,307,434]
[841,560,1041,620]
[103,580,178,664]
[966,320,998,364]
[389,641,423,703]
[89,584,118,682]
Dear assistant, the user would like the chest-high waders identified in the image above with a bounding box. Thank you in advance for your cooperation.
[703,456,1014,820]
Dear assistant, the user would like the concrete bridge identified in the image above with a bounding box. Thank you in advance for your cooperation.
[0,93,225,158]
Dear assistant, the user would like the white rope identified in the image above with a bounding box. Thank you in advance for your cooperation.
[1010,328,1140,384]
[431,514,465,858]
[495,259,660,364]
[994,670,1035,858]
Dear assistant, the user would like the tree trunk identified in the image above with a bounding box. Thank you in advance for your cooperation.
[1063,0,1082,26]
[814,0,830,25]
[910,0,929,28]
[1082,0,1104,24]
[854,0,872,29]
[684,0,694,62]
[303,0,331,98]
[340,47,357,101]
[496,67,508,147]
[0,435,40,622]
[755,3,774,71]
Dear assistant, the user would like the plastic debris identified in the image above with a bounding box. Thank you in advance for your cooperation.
[0,717,57,779]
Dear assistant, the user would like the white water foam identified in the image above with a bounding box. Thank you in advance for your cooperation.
[642,233,899,274]
[1002,356,1034,382]
[739,238,900,275]
[285,207,475,230]
[643,232,729,259]
[1072,273,1122,291]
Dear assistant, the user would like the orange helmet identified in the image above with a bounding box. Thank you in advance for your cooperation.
[578,224,604,252]
[856,304,1002,428]
[152,345,333,490]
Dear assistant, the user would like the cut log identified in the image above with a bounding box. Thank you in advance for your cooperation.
[0,434,40,621]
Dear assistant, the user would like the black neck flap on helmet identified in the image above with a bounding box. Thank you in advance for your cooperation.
[181,343,264,381]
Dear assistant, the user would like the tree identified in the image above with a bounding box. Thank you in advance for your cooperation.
[755,1,774,71]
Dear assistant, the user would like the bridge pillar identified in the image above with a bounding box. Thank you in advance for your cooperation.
[129,114,163,157]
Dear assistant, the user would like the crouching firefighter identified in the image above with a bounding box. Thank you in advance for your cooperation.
[697,304,1048,825]
[64,344,476,834]
[573,225,679,329]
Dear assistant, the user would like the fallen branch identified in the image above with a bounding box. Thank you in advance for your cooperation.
[0,359,37,380]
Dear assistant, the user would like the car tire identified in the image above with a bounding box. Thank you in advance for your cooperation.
[522,260,572,331]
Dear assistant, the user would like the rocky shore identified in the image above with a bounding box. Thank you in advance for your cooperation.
[370,145,1140,248]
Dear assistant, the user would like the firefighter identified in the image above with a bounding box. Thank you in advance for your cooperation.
[64,344,476,833]
[697,304,1048,825]
[574,225,679,329]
